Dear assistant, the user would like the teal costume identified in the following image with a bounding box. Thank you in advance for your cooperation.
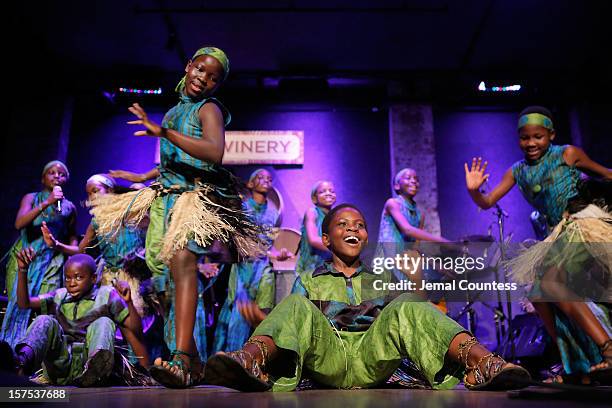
[15,286,129,385]
[376,196,422,282]
[253,261,465,391]
[295,206,329,276]
[512,144,581,227]
[145,93,233,361]
[1,191,76,347]
[510,144,611,375]
[213,198,278,352]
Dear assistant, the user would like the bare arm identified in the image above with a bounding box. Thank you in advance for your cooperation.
[304,208,330,252]
[128,102,225,164]
[115,281,150,367]
[14,191,61,230]
[41,215,84,256]
[16,249,41,310]
[563,145,612,180]
[109,167,160,183]
[386,199,448,242]
[465,158,515,209]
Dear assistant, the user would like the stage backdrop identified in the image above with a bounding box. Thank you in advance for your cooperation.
[227,104,391,239]
[65,101,391,240]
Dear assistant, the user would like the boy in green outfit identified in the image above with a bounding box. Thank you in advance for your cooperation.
[206,204,531,391]
[9,250,149,386]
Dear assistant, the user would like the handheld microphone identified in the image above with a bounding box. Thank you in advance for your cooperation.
[53,186,62,213]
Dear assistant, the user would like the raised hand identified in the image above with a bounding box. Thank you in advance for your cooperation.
[16,247,36,270]
[464,157,490,192]
[45,188,64,207]
[109,169,142,182]
[41,221,58,248]
[127,103,163,137]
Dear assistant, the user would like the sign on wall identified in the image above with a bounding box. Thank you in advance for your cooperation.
[222,130,304,165]
[154,130,304,165]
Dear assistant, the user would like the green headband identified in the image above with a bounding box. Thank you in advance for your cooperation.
[175,47,230,94]
[518,113,554,131]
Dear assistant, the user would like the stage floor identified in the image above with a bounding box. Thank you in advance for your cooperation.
[22,385,611,408]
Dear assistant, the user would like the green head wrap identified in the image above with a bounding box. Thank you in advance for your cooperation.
[175,47,230,94]
[518,113,554,131]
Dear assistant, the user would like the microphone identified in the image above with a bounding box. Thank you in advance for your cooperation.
[53,186,62,213]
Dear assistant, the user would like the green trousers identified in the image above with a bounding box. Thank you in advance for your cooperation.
[253,294,465,391]
[16,315,115,385]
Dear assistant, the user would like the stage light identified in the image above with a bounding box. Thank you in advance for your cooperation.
[118,87,163,95]
[477,81,521,93]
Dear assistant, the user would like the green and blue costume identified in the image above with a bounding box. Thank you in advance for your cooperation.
[1,191,76,347]
[252,261,466,391]
[15,285,129,385]
[213,198,278,352]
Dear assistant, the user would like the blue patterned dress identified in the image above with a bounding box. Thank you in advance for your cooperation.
[1,191,76,347]
[376,196,422,282]
[146,93,233,361]
[511,144,611,375]
[213,198,279,352]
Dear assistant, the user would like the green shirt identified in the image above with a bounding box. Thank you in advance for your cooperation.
[39,285,130,343]
[292,262,391,331]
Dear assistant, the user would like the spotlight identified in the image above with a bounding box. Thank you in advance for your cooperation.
[477,81,521,93]
[118,87,163,95]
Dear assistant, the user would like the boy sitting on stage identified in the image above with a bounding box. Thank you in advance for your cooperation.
[205,204,530,392]
[10,250,149,386]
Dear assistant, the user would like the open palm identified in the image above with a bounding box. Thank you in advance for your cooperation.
[464,157,490,191]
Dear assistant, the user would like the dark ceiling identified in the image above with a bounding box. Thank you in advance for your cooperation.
[10,0,611,98]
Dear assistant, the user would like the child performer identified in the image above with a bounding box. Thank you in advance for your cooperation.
[465,106,612,380]
[294,181,336,276]
[0,161,78,347]
[109,168,211,370]
[205,204,531,391]
[377,168,450,288]
[11,250,149,386]
[213,169,292,352]
[90,47,263,388]
[42,174,150,317]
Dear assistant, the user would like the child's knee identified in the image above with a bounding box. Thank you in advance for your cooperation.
[86,317,115,334]
[280,294,312,310]
[31,315,60,331]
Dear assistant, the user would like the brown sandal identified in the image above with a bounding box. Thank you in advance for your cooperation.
[458,336,530,391]
[204,340,271,392]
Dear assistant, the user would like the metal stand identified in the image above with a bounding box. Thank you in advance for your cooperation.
[494,203,516,361]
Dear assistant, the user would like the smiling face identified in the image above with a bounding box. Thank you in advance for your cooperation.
[42,165,68,190]
[86,180,112,202]
[322,208,368,260]
[248,169,273,194]
[312,181,337,209]
[64,262,96,299]
[394,169,419,198]
[519,125,555,161]
[183,55,225,98]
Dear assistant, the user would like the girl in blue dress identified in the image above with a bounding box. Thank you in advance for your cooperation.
[0,161,78,347]
[465,106,612,381]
